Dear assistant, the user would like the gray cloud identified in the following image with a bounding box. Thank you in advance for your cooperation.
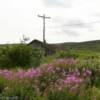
[63,20,92,28]
[53,18,95,37]
[53,17,90,28]
[43,0,71,8]
[62,29,79,37]
[62,20,97,36]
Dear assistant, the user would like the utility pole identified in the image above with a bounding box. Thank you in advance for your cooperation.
[38,14,50,44]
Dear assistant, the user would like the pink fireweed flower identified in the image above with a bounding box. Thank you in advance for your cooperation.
[85,69,92,75]
[83,69,92,76]
[63,75,83,84]
[16,69,26,79]
[39,64,54,73]
[25,68,40,78]
[73,71,80,77]
[47,66,53,72]
[0,69,13,80]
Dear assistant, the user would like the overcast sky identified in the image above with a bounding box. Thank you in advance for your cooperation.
[0,0,100,44]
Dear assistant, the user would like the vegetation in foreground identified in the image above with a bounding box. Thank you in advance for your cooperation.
[0,58,100,100]
[0,40,100,99]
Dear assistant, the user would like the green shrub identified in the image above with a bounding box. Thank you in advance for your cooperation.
[0,44,43,68]
[8,45,33,67]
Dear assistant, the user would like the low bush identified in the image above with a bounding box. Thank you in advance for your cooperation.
[0,44,43,68]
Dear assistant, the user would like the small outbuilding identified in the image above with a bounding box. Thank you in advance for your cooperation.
[28,39,56,56]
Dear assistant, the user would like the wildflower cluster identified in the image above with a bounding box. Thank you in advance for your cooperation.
[0,58,94,99]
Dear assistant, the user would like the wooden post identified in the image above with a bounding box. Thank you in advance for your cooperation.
[38,14,50,44]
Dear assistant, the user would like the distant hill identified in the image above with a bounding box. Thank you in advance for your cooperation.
[51,40,100,52]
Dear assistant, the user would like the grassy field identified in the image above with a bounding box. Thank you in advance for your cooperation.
[0,40,100,99]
